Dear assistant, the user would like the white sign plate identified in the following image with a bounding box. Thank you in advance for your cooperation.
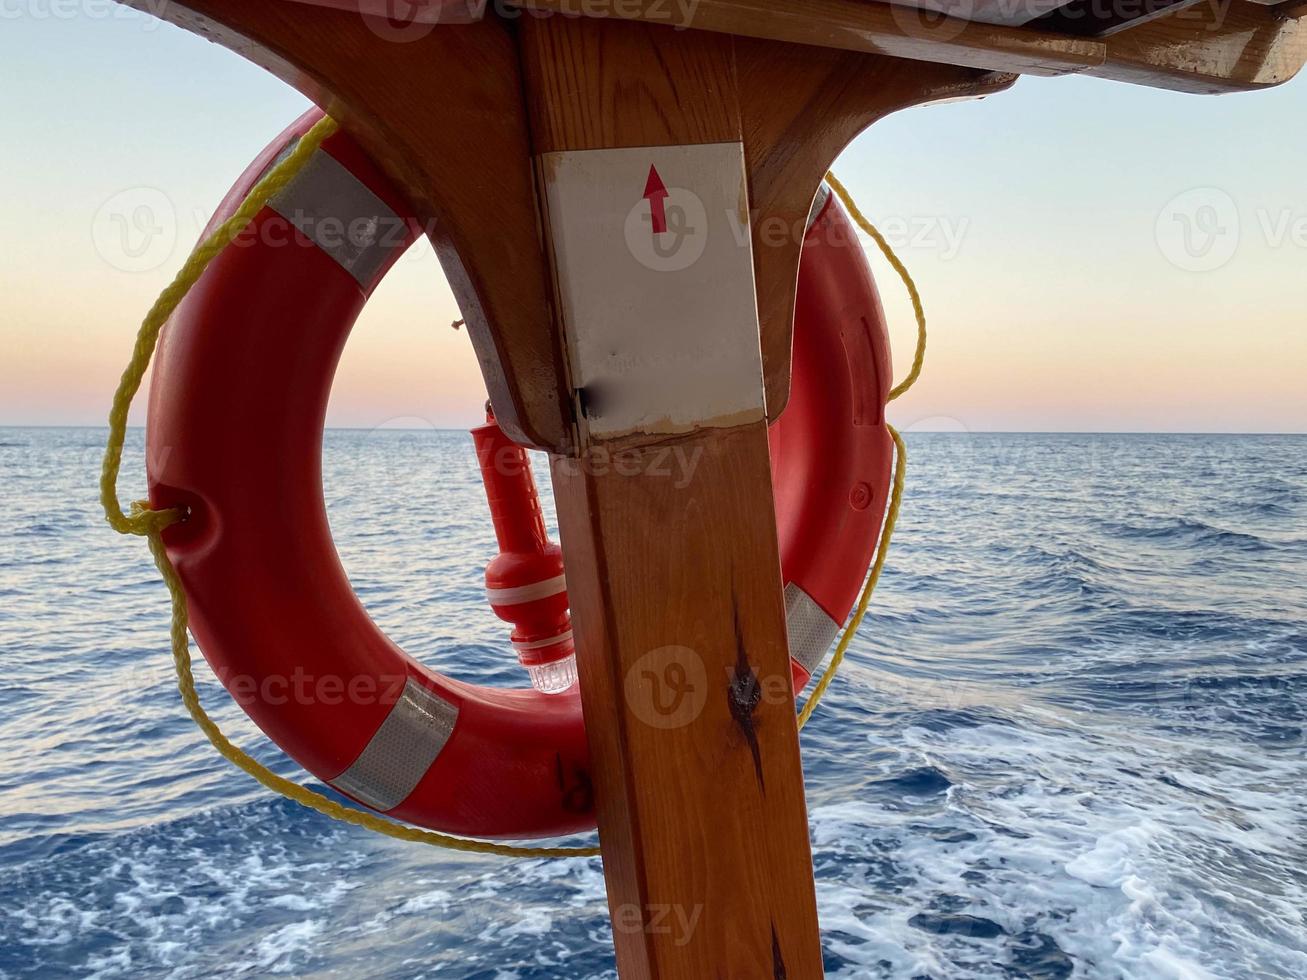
[540,141,765,443]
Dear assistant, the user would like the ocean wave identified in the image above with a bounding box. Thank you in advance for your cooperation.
[1097,516,1272,553]
[4,430,1305,978]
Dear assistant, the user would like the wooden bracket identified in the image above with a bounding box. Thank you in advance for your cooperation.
[736,42,1014,416]
[123,0,575,451]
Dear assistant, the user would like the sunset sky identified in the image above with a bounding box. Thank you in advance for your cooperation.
[2,7,1305,433]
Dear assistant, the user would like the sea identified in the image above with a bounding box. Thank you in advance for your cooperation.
[1,428,1304,979]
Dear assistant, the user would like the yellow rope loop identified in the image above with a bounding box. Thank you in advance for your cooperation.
[100,133,920,859]
[120,499,185,537]
[824,170,925,403]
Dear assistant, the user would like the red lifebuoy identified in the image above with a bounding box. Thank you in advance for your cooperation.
[147,109,893,839]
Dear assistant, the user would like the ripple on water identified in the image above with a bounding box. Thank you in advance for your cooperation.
[2,429,1305,978]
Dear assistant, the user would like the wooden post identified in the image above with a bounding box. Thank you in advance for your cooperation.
[521,19,824,978]
[552,427,820,979]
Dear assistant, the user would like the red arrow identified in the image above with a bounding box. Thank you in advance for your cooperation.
[643,165,669,235]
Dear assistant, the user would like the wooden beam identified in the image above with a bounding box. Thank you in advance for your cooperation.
[1096,0,1307,92]
[160,0,1307,100]
[512,0,1307,92]
[1034,0,1206,37]
[282,0,484,22]
[898,0,1080,27]
[517,0,1106,75]
[522,17,824,977]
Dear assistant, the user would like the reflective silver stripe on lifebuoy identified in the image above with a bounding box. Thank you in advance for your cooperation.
[486,573,568,606]
[330,678,458,812]
[806,183,832,231]
[267,148,404,289]
[785,583,841,676]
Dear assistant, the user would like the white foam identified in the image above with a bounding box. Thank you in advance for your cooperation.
[251,919,324,974]
[804,691,1307,979]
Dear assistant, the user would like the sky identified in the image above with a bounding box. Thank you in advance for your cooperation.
[1,6,1305,433]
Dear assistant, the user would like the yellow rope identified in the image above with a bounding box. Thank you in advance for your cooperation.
[797,170,922,728]
[796,422,905,729]
[98,129,920,859]
[100,116,337,538]
[825,171,926,403]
